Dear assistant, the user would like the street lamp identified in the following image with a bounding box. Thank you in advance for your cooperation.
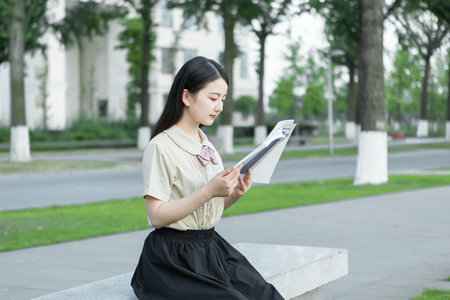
[327,49,345,156]
[293,77,303,139]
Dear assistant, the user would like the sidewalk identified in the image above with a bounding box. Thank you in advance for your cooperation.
[0,136,447,163]
[1,185,449,300]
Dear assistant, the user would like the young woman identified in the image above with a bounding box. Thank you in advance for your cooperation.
[131,56,283,299]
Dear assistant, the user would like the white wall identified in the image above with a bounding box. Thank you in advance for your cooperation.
[0,0,258,129]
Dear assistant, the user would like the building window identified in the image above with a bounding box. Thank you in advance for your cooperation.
[183,49,197,63]
[161,47,176,74]
[183,15,197,28]
[98,99,108,118]
[240,52,248,79]
[161,0,172,28]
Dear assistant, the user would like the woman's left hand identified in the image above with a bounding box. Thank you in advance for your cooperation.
[230,169,252,202]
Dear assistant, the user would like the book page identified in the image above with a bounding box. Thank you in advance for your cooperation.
[234,120,296,184]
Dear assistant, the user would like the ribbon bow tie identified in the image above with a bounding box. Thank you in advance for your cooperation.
[198,145,218,166]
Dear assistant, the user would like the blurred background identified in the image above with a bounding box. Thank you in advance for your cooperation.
[1,0,449,158]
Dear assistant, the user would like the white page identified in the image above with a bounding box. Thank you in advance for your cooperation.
[235,120,296,184]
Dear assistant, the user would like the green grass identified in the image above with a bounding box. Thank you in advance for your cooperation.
[0,199,148,252]
[1,174,449,252]
[221,142,450,162]
[223,175,450,216]
[0,161,126,174]
[412,289,450,300]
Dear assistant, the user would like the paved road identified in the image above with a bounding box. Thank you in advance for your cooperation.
[1,149,450,211]
[1,186,449,300]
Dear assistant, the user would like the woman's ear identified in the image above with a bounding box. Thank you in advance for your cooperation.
[182,89,190,107]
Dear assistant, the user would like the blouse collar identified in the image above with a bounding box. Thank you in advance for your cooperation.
[163,125,214,155]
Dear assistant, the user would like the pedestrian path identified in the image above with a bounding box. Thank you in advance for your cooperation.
[1,185,449,300]
[0,136,446,163]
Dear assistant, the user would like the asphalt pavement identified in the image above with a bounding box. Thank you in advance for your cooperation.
[1,138,450,212]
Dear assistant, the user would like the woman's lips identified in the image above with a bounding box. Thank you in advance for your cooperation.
[210,115,217,119]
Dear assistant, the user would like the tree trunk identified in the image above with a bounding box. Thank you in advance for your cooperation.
[140,0,151,128]
[216,0,235,154]
[78,39,89,116]
[221,0,234,125]
[256,34,266,127]
[347,64,356,122]
[254,32,267,145]
[354,0,387,185]
[9,0,30,162]
[420,54,431,120]
[345,63,356,140]
[416,53,431,137]
[138,0,152,150]
[446,48,450,140]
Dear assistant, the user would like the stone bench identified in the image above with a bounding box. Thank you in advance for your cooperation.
[32,243,348,300]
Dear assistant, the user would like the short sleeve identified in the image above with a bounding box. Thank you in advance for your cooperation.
[142,142,173,202]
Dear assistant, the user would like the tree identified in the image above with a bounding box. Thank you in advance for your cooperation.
[169,0,254,154]
[386,50,422,130]
[117,18,146,120]
[2,0,48,162]
[0,0,47,65]
[9,0,29,162]
[302,83,326,120]
[307,0,360,141]
[447,48,450,140]
[394,2,449,137]
[428,50,449,125]
[239,0,293,144]
[269,76,295,118]
[353,0,387,185]
[52,1,124,117]
[302,54,327,120]
[410,0,450,140]
[269,37,304,120]
[132,0,158,149]
[234,95,257,117]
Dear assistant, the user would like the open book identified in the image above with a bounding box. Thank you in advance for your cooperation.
[234,120,296,184]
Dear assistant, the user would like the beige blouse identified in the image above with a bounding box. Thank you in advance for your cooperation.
[142,125,225,230]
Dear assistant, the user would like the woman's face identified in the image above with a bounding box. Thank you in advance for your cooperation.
[184,78,228,126]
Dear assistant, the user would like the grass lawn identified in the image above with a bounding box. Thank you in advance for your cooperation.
[0,161,126,174]
[1,174,449,253]
[412,289,450,300]
[222,142,450,162]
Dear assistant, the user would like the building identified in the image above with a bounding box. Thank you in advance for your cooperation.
[0,0,257,130]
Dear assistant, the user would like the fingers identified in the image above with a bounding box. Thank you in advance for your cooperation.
[220,166,235,176]
[244,169,252,187]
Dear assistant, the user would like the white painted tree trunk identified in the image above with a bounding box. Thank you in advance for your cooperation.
[216,125,234,154]
[416,119,428,137]
[393,121,400,132]
[430,121,437,133]
[254,125,267,145]
[137,126,150,150]
[345,121,356,141]
[354,131,388,185]
[446,121,450,140]
[10,125,31,162]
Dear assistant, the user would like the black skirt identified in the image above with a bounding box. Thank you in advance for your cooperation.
[131,227,284,300]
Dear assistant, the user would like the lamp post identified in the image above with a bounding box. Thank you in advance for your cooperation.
[293,76,303,139]
[327,49,345,155]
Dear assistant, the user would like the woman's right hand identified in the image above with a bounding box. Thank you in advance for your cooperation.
[205,166,243,198]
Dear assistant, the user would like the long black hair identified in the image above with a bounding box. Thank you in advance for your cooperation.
[151,56,229,139]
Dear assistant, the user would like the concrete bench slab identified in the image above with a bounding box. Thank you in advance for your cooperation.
[32,243,348,300]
